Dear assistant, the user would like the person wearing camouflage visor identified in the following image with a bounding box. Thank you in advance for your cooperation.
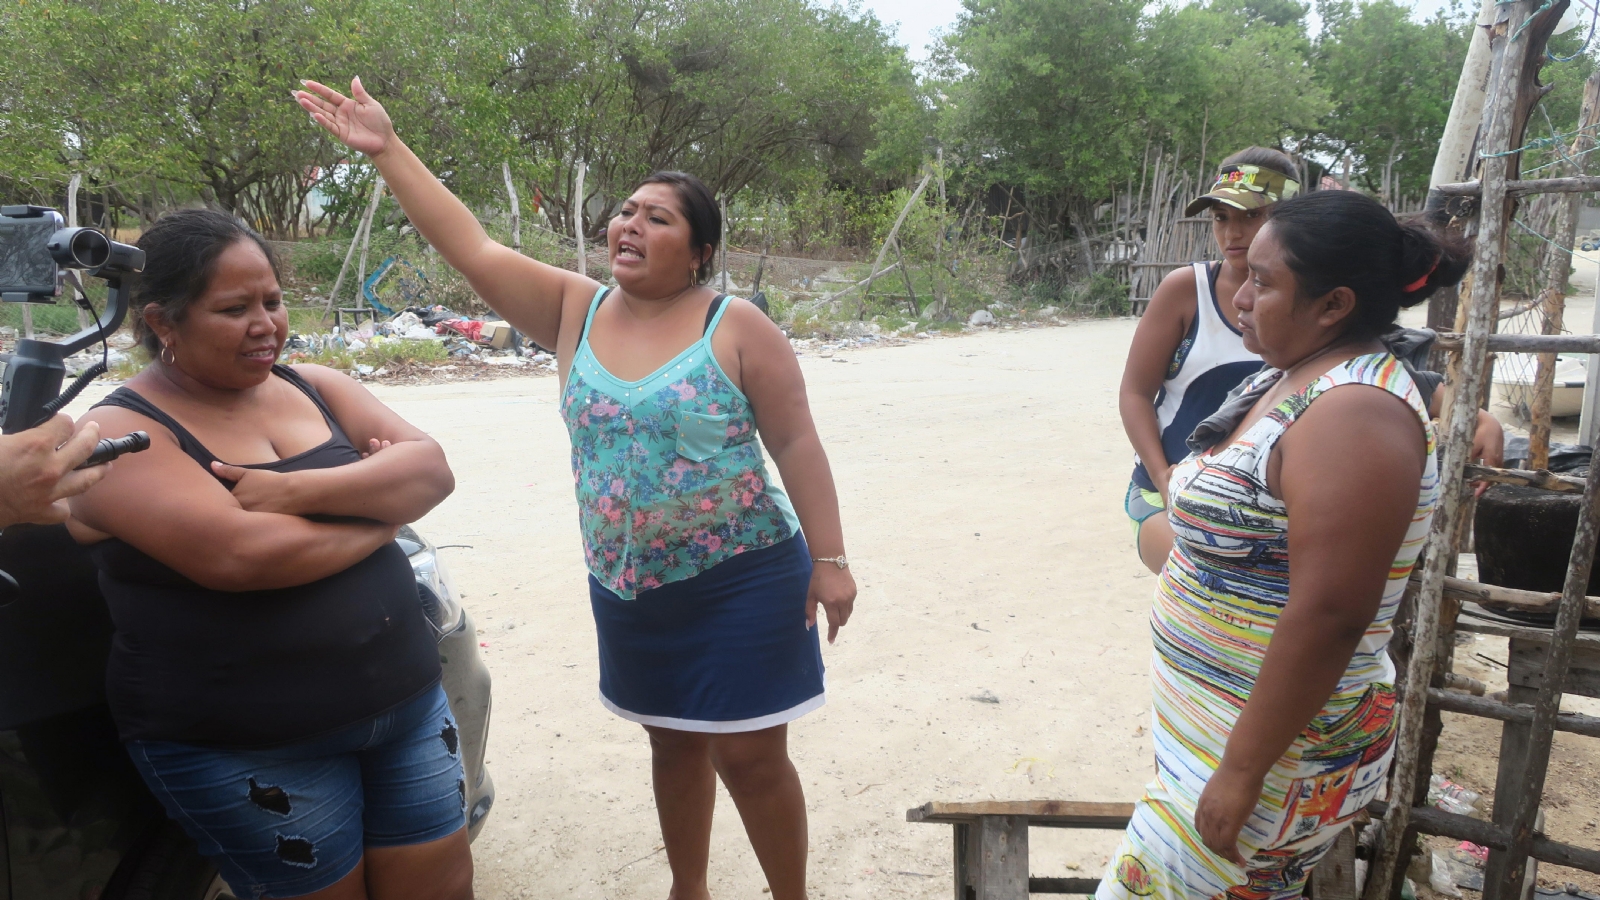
[1118,147,1300,573]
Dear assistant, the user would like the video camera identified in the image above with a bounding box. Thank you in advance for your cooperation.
[0,204,144,434]
[0,205,151,602]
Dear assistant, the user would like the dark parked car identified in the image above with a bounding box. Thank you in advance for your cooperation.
[0,523,492,899]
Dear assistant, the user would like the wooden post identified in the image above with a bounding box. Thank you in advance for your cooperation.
[66,172,89,331]
[953,823,971,900]
[1425,0,1497,363]
[860,171,932,317]
[934,148,948,320]
[968,816,1028,900]
[720,195,728,293]
[502,161,521,253]
[1486,451,1600,900]
[1311,827,1359,900]
[574,160,587,278]
[355,184,382,311]
[892,237,919,314]
[320,176,384,324]
[1528,72,1600,468]
[1364,4,1546,899]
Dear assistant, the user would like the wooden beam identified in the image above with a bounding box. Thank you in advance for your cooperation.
[1029,877,1102,894]
[1426,687,1600,737]
[1369,3,1544,898]
[1411,571,1600,617]
[971,816,1028,900]
[1435,175,1600,197]
[1433,332,1600,353]
[907,801,1135,829]
[1366,802,1600,874]
[1463,464,1585,493]
[1494,448,1600,898]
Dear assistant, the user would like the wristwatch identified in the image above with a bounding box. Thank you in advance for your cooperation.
[812,554,848,569]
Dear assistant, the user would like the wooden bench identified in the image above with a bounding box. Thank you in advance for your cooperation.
[907,800,1134,899]
[908,800,1360,900]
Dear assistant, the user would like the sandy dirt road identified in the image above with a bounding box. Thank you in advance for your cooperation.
[367,319,1160,898]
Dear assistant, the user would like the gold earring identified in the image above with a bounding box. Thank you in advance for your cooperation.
[160,343,177,366]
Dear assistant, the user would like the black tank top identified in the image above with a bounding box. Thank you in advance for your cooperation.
[89,366,440,748]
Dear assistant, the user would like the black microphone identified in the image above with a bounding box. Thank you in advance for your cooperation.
[77,430,150,469]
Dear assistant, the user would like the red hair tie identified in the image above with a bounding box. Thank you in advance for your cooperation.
[1403,258,1439,293]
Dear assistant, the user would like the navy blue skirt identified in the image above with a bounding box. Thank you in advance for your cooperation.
[589,535,825,733]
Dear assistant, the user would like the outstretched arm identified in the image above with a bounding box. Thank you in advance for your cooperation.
[294,77,596,353]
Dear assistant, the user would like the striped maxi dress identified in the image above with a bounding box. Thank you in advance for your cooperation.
[1096,353,1439,900]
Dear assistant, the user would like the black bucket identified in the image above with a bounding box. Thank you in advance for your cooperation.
[1474,483,1600,626]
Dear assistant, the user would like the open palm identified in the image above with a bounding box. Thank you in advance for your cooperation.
[293,77,393,158]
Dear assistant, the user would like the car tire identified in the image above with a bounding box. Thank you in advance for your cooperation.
[111,823,236,900]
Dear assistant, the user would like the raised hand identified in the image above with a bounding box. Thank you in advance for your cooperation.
[293,77,395,158]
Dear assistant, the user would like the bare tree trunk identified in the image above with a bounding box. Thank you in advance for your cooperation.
[574,161,587,277]
[67,173,89,330]
[321,176,384,324]
[503,161,521,253]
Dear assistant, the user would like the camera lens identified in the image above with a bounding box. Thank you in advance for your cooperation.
[68,229,110,268]
[47,227,110,269]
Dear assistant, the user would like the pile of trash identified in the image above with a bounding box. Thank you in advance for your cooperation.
[280,304,557,381]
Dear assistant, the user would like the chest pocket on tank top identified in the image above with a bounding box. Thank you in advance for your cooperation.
[676,411,730,462]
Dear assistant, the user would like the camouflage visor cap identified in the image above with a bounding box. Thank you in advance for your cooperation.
[1184,164,1301,216]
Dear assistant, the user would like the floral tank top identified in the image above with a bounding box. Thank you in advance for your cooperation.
[561,287,800,600]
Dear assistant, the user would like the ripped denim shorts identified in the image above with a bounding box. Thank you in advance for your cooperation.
[127,681,466,899]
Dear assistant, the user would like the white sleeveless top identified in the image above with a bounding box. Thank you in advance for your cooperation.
[1131,262,1262,492]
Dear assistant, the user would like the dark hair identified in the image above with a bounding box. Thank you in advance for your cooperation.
[132,209,279,353]
[1219,146,1301,183]
[1267,191,1472,340]
[636,171,721,284]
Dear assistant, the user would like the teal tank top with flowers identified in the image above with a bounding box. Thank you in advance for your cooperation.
[561,286,801,600]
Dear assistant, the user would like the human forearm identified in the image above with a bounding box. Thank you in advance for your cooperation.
[1218,603,1368,782]
[769,433,845,555]
[241,441,453,524]
[369,138,495,272]
[185,512,396,591]
[1118,391,1169,476]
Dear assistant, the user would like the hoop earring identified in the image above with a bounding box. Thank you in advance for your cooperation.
[160,343,177,367]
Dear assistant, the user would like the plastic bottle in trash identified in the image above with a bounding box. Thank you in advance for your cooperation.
[1428,774,1481,816]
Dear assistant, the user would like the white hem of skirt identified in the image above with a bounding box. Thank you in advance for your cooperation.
[600,691,826,733]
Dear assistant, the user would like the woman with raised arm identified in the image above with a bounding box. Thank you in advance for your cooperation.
[1096,190,1467,900]
[296,77,855,900]
[69,209,465,900]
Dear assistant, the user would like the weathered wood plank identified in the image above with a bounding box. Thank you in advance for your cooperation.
[1410,571,1600,617]
[1434,332,1600,354]
[1029,877,1103,894]
[1311,827,1359,900]
[954,823,970,900]
[1426,687,1600,737]
[972,816,1029,900]
[908,800,1135,829]
[1507,638,1600,698]
[1462,465,1586,493]
[1435,174,1600,197]
[1491,410,1600,900]
[1369,2,1545,898]
[1456,612,1600,646]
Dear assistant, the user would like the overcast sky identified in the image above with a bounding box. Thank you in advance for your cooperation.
[859,0,1465,63]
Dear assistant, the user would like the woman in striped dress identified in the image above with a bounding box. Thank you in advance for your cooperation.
[1097,191,1470,900]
